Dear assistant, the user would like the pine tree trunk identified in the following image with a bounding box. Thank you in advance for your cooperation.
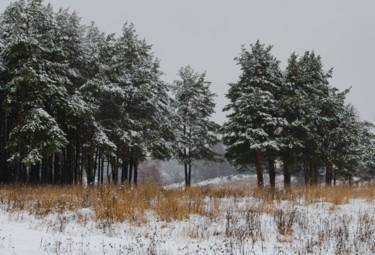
[188,163,192,187]
[128,156,133,185]
[87,152,92,185]
[283,163,291,189]
[55,153,62,184]
[325,163,332,185]
[0,109,6,183]
[312,161,318,185]
[112,149,119,184]
[41,158,48,184]
[303,159,310,185]
[308,160,314,186]
[106,159,110,184]
[255,150,264,188]
[52,153,56,184]
[121,155,128,184]
[133,162,138,185]
[184,162,188,187]
[93,148,99,185]
[268,153,276,189]
[79,147,84,184]
[74,140,80,184]
[333,168,337,186]
[100,157,104,184]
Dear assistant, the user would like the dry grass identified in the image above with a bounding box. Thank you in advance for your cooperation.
[0,182,375,225]
[2,182,375,254]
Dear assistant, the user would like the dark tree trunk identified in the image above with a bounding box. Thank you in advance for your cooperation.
[54,153,61,184]
[93,148,99,185]
[184,162,188,187]
[308,160,314,186]
[86,152,93,185]
[121,154,128,184]
[41,157,49,184]
[333,168,337,186]
[128,155,133,185]
[188,163,192,187]
[303,159,310,185]
[112,149,119,184]
[0,110,7,183]
[311,161,318,185]
[325,163,332,185]
[268,153,276,189]
[133,162,138,185]
[106,159,110,184]
[66,144,74,184]
[348,173,353,187]
[20,164,27,183]
[255,150,264,188]
[79,147,84,184]
[74,140,80,184]
[283,163,291,189]
[29,163,39,183]
[100,156,104,184]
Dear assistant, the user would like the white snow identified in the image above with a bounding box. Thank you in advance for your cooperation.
[0,176,375,254]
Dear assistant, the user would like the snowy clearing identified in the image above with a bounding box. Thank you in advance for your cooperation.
[0,176,375,254]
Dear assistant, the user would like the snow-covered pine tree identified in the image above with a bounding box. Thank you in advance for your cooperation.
[52,7,100,184]
[0,0,71,182]
[0,0,175,185]
[281,51,335,185]
[109,23,174,185]
[328,106,375,185]
[222,41,284,188]
[172,66,220,187]
[356,121,375,179]
[116,23,175,185]
[279,53,305,187]
[80,22,175,185]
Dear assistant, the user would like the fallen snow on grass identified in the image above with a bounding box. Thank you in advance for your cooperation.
[1,180,375,254]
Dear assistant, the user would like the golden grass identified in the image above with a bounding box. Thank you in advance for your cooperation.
[0,183,375,225]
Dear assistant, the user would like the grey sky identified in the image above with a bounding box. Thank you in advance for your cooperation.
[1,0,374,124]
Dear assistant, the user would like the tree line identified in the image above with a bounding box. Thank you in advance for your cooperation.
[0,0,374,188]
[0,0,218,186]
[222,41,375,188]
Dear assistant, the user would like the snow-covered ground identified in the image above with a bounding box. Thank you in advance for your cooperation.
[1,176,375,254]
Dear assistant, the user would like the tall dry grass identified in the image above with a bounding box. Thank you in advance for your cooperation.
[0,183,375,224]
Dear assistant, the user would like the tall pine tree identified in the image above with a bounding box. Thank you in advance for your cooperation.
[172,66,219,187]
[222,41,284,188]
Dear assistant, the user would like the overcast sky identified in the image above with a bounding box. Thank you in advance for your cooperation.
[1,0,374,124]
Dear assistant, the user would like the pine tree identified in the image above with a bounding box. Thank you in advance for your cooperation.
[222,41,284,188]
[172,66,219,187]
[0,0,71,182]
[280,51,335,185]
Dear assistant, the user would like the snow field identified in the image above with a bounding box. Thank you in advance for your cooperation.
[0,179,375,254]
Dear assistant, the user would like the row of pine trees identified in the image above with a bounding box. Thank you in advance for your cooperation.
[222,42,375,187]
[0,0,218,186]
[1,0,374,187]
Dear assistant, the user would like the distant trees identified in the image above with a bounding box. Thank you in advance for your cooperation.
[222,42,375,188]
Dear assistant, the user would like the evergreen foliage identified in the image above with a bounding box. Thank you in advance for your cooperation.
[0,0,178,185]
[222,41,284,187]
[223,44,375,187]
[0,0,373,187]
[172,66,220,187]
